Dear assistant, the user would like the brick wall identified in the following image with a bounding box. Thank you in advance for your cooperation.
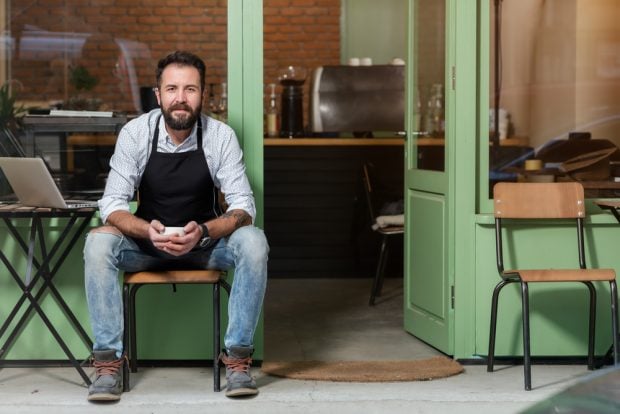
[264,0,341,115]
[9,0,340,116]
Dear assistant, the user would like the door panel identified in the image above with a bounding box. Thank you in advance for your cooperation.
[404,0,453,354]
[407,191,445,319]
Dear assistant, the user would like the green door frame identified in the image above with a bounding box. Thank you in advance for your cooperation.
[228,0,264,228]
[403,0,479,358]
[451,0,479,359]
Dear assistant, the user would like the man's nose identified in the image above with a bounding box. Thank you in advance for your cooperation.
[174,90,188,103]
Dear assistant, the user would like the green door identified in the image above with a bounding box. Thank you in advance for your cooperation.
[404,0,453,354]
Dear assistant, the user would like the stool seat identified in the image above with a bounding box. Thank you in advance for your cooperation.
[124,269,224,284]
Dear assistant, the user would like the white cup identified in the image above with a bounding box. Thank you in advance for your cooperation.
[348,57,360,66]
[360,57,373,66]
[161,226,185,236]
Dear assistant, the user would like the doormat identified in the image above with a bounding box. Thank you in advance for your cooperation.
[261,356,464,382]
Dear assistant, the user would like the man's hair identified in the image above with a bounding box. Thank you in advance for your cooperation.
[156,50,206,91]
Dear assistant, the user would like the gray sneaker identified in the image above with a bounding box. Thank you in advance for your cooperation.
[87,350,124,402]
[219,346,258,397]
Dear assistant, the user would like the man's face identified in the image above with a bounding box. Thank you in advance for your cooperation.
[156,64,204,131]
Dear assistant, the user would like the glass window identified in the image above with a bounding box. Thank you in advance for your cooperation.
[415,0,445,171]
[489,0,620,197]
[0,0,228,195]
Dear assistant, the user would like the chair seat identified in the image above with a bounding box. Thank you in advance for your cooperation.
[377,225,404,235]
[124,269,224,285]
[503,268,616,282]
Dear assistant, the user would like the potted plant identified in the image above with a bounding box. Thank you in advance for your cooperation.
[67,65,101,110]
[0,81,27,156]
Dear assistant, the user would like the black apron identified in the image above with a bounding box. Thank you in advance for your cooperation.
[134,115,221,257]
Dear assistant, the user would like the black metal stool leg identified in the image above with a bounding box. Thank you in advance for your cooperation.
[487,280,511,372]
[583,281,596,370]
[521,282,532,391]
[130,285,141,373]
[122,283,131,392]
[213,282,221,392]
[611,281,619,365]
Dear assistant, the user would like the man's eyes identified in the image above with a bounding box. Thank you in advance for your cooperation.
[164,87,199,94]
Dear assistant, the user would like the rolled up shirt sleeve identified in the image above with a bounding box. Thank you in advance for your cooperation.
[208,120,256,222]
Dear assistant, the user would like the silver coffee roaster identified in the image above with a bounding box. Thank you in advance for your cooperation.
[309,65,405,137]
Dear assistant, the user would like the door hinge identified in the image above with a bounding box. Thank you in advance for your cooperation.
[450,285,455,309]
[451,66,456,90]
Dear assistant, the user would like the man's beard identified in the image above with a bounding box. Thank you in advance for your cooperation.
[162,103,201,130]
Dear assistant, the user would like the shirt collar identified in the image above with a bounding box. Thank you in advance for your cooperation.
[158,115,199,149]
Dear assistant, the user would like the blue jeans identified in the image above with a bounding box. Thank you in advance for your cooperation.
[83,226,268,359]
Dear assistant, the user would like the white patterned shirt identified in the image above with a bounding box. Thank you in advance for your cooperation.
[98,109,256,224]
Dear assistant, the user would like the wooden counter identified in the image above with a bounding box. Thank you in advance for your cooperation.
[264,138,404,146]
[264,139,403,279]
[264,135,527,147]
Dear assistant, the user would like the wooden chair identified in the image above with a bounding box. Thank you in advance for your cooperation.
[487,182,619,390]
[121,269,231,392]
[362,163,404,306]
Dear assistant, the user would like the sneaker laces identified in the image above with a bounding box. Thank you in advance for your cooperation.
[220,352,252,374]
[92,357,124,377]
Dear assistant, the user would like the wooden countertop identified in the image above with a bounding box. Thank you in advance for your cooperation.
[264,136,528,147]
[264,138,404,146]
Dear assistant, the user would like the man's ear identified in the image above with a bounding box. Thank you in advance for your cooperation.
[154,88,161,106]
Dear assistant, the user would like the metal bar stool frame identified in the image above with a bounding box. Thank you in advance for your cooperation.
[121,269,231,392]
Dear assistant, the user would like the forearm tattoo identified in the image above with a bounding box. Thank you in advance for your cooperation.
[222,210,252,229]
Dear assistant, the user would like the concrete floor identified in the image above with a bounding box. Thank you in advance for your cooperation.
[0,278,606,413]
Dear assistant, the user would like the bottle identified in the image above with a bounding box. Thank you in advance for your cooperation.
[218,82,228,123]
[207,83,217,117]
[266,83,278,137]
[427,83,444,137]
[414,87,422,132]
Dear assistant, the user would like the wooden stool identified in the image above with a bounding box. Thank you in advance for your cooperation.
[121,269,230,392]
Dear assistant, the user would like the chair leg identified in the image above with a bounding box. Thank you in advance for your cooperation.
[611,281,619,365]
[130,285,141,373]
[376,241,389,297]
[213,282,221,392]
[369,236,388,306]
[521,282,532,391]
[488,280,509,373]
[583,281,597,370]
[122,283,131,392]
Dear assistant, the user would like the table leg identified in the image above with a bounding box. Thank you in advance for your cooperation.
[0,213,94,385]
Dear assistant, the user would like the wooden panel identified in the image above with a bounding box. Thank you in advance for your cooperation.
[265,145,404,278]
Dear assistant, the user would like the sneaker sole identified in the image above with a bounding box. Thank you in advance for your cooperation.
[87,392,122,402]
[225,387,259,397]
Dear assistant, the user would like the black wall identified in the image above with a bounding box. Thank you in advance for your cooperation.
[264,144,404,278]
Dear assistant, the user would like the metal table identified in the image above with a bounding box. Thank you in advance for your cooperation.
[0,203,96,385]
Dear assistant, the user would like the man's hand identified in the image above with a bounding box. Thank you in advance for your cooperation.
[151,220,202,256]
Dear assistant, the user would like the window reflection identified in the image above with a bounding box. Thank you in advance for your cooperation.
[3,1,228,114]
[0,1,228,197]
[489,0,620,197]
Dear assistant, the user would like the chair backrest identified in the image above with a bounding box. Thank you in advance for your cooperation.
[493,182,587,272]
[493,182,585,219]
[362,162,378,223]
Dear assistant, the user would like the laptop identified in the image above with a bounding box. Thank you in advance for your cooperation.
[0,157,99,209]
